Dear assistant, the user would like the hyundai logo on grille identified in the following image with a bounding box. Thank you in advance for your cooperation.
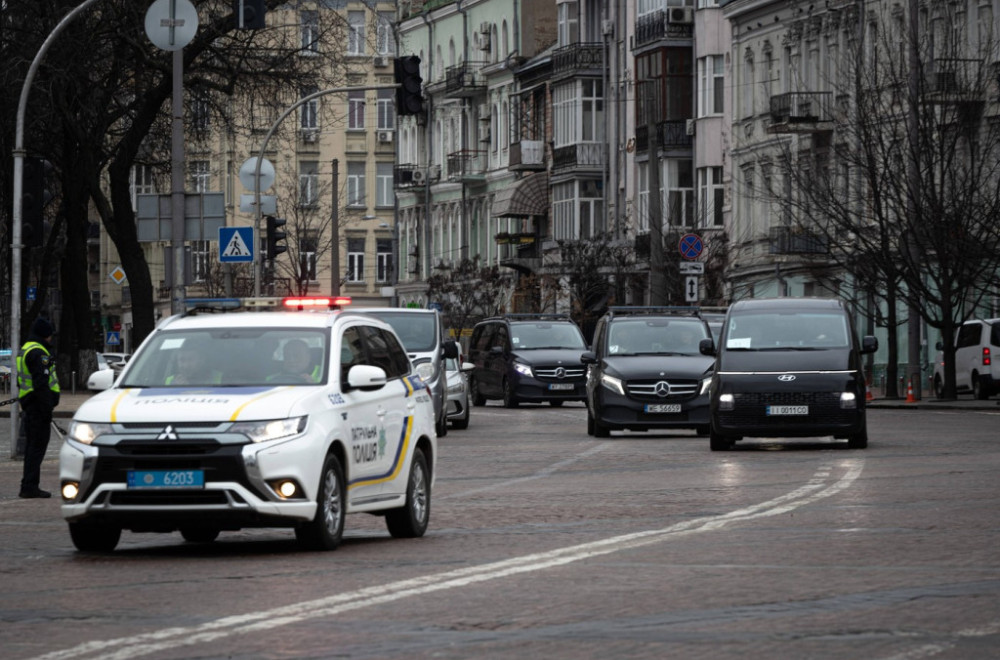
[777,374,797,382]
[554,367,566,379]
[156,425,179,441]
[654,381,671,397]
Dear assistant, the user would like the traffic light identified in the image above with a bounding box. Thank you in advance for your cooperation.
[394,55,424,116]
[22,157,51,248]
[233,0,266,30]
[266,215,287,259]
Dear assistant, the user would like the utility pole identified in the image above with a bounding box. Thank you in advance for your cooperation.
[331,159,340,296]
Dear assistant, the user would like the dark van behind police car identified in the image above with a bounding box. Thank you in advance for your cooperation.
[700,297,877,451]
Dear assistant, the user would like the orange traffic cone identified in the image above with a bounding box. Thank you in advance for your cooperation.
[905,378,916,403]
[866,379,873,402]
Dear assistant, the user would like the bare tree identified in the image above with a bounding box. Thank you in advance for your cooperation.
[425,257,513,337]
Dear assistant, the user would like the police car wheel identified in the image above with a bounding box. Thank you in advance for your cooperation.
[68,521,121,553]
[296,454,346,551]
[451,397,470,430]
[386,450,430,538]
[586,410,596,436]
[709,431,733,451]
[180,527,220,543]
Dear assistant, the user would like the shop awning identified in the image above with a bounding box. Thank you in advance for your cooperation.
[492,173,549,218]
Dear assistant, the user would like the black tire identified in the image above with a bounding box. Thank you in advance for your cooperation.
[502,378,519,408]
[451,395,470,430]
[436,411,448,437]
[593,415,610,438]
[180,527,220,543]
[696,425,710,437]
[933,375,943,399]
[470,377,487,406]
[847,429,869,449]
[386,450,431,538]
[295,453,346,551]
[68,521,121,553]
[586,410,596,436]
[709,431,732,451]
[549,400,564,407]
[973,374,989,400]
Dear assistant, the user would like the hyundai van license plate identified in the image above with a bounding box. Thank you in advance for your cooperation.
[127,469,204,489]
[766,405,809,416]
[646,404,682,413]
[548,383,574,390]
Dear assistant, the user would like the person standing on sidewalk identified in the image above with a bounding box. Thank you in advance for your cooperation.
[16,318,60,498]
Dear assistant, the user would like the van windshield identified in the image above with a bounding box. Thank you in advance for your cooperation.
[724,312,849,350]
[510,323,586,350]
[365,312,438,352]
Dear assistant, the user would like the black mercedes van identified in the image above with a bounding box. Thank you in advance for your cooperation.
[699,297,878,451]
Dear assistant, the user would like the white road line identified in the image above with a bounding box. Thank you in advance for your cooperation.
[34,461,863,660]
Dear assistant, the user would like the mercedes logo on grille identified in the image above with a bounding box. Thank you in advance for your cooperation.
[555,367,566,379]
[777,374,797,382]
[654,381,671,397]
[156,425,179,441]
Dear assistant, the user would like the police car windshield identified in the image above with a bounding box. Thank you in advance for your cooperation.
[119,328,328,388]
[510,323,586,350]
[364,312,438,353]
[723,312,849,350]
[607,319,707,356]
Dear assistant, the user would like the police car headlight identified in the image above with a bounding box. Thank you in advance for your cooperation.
[513,362,533,377]
[231,416,307,443]
[600,374,625,396]
[69,421,111,445]
[413,360,435,381]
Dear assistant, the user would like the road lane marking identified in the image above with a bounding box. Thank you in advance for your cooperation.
[33,461,863,660]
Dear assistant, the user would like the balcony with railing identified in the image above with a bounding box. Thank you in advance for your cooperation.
[768,92,834,133]
[446,149,487,183]
[509,139,546,171]
[769,226,829,255]
[635,120,693,152]
[633,9,694,50]
[926,58,983,103]
[445,61,487,97]
[552,142,606,173]
[552,43,604,80]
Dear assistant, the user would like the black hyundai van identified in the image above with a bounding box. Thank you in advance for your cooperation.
[700,297,877,451]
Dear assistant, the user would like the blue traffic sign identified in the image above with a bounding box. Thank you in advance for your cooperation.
[678,233,704,260]
[26,286,37,301]
[106,331,121,346]
[219,227,254,263]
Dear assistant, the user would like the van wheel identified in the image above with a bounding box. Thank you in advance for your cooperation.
[69,521,121,553]
[933,375,943,399]
[386,450,430,538]
[709,431,732,451]
[586,410,596,436]
[502,378,519,408]
[973,374,989,400]
[593,415,610,438]
[847,429,869,449]
[296,454,345,551]
[470,377,486,406]
[696,425,710,437]
[436,412,448,437]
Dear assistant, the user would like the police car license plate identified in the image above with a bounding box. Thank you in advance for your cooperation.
[127,469,204,489]
[548,383,574,391]
[767,405,809,416]
[645,404,682,413]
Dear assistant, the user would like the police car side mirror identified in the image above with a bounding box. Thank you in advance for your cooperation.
[580,351,598,364]
[442,339,459,360]
[345,364,388,391]
[699,338,716,356]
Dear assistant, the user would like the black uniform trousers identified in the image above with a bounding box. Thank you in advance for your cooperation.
[20,394,53,492]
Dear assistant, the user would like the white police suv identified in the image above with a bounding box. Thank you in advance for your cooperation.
[59,297,436,552]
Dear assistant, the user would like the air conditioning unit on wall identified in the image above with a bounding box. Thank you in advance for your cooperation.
[412,169,427,185]
[377,130,393,143]
[301,129,318,143]
[668,7,694,24]
[374,55,390,68]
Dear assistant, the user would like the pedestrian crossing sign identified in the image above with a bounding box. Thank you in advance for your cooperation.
[219,227,254,263]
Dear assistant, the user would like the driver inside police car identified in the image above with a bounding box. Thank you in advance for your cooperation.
[270,339,319,383]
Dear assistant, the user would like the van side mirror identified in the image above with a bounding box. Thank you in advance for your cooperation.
[699,338,716,356]
[580,351,597,364]
[860,335,878,354]
[442,339,459,359]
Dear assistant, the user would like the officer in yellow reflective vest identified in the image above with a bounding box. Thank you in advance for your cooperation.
[16,318,60,498]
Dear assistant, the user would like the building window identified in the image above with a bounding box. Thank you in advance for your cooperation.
[299,161,319,207]
[377,89,395,130]
[376,162,394,208]
[553,80,604,147]
[347,237,365,282]
[347,11,365,55]
[191,239,211,283]
[347,161,366,207]
[130,164,155,211]
[299,232,318,281]
[636,49,693,125]
[301,87,319,130]
[348,90,365,130]
[551,180,603,240]
[698,166,724,227]
[301,10,319,54]
[698,55,725,116]
[191,95,210,132]
[637,163,649,233]
[376,12,395,55]
[665,159,694,227]
[376,238,393,283]
[190,160,210,193]
[557,1,579,47]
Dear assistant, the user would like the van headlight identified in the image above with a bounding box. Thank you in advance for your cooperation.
[68,421,112,445]
[700,377,712,396]
[231,416,307,443]
[840,392,857,409]
[513,362,533,377]
[718,393,735,411]
[600,374,625,396]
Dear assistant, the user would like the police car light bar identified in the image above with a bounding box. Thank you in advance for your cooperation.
[182,298,243,312]
[282,296,352,310]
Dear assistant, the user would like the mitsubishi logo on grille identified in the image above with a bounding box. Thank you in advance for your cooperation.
[156,425,179,441]
[554,367,566,379]
[654,381,671,397]
[777,374,797,382]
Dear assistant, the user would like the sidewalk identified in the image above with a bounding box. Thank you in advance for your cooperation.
[0,390,97,419]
